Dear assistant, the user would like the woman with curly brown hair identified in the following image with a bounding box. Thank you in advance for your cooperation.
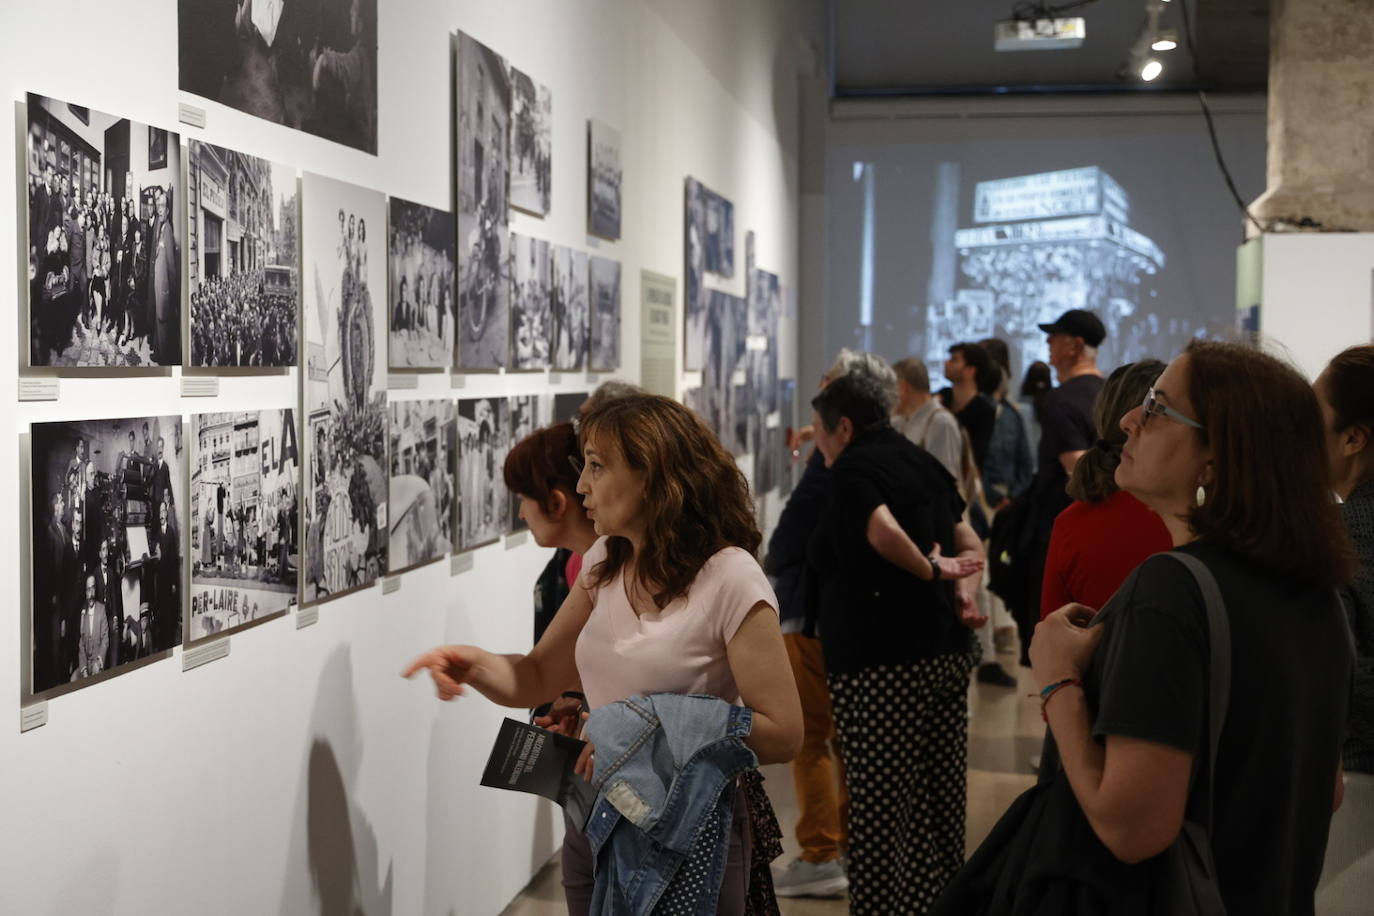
[405,393,801,914]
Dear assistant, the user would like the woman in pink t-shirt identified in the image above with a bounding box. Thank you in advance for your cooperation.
[405,394,803,914]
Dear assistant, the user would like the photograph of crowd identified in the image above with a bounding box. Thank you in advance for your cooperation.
[589,256,622,371]
[683,177,707,370]
[512,234,552,370]
[388,400,455,573]
[455,31,512,370]
[588,119,622,240]
[302,174,389,604]
[178,0,378,154]
[457,397,511,551]
[508,394,552,532]
[30,416,185,694]
[389,198,455,369]
[510,68,552,217]
[551,245,589,371]
[189,410,299,641]
[26,93,182,368]
[188,141,298,367]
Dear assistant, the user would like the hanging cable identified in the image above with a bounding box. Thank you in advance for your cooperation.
[1177,0,1267,236]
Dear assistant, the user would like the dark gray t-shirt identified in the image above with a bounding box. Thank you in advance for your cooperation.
[1085,543,1350,916]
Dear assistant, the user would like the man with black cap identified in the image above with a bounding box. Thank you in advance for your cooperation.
[1015,308,1106,665]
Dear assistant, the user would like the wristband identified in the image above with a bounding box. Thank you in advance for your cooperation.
[1037,678,1083,723]
[927,552,942,581]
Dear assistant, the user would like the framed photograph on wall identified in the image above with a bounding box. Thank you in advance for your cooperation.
[189,409,299,642]
[25,92,183,368]
[456,397,511,551]
[388,399,456,573]
[588,119,621,240]
[388,198,455,370]
[187,141,299,368]
[29,415,186,694]
[301,173,389,605]
[510,67,552,217]
[454,31,512,371]
[588,255,621,372]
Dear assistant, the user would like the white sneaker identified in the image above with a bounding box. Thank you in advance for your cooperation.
[771,857,849,898]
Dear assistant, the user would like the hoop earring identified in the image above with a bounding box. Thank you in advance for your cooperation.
[1195,485,1207,508]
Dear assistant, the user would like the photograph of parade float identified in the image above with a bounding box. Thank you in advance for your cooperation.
[189,410,299,641]
[302,175,389,604]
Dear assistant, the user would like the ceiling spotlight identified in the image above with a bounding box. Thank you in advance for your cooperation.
[1140,59,1164,81]
[1151,28,1179,51]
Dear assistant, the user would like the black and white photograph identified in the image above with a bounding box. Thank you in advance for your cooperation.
[178,0,378,154]
[30,416,185,694]
[457,397,511,551]
[26,93,183,368]
[778,379,797,498]
[508,394,553,532]
[553,392,587,424]
[510,68,552,217]
[389,198,455,369]
[588,119,621,240]
[588,255,622,372]
[551,245,589,371]
[455,31,512,371]
[389,400,455,573]
[189,141,298,368]
[302,173,389,604]
[698,291,749,456]
[684,177,706,370]
[749,267,781,337]
[190,410,299,641]
[511,234,551,370]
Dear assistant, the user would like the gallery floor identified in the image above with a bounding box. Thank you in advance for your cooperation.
[499,640,1042,915]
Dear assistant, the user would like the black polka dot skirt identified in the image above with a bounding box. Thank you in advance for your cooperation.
[829,652,973,915]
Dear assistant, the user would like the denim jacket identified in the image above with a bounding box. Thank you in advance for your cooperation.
[583,694,757,915]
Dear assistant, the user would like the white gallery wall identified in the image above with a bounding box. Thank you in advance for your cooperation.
[0,1,805,913]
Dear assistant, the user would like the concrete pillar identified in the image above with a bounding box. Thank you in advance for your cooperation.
[1249,0,1374,235]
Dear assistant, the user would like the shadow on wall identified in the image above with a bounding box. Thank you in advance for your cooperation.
[278,645,394,915]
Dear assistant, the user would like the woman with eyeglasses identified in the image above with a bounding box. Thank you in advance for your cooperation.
[1038,360,1171,620]
[1025,340,1353,915]
[405,393,802,914]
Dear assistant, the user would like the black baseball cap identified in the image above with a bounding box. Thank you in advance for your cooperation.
[1038,309,1106,347]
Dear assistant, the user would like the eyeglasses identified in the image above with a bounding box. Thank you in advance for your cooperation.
[1141,387,1203,430]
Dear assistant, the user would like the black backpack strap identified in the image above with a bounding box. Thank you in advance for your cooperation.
[1162,551,1231,835]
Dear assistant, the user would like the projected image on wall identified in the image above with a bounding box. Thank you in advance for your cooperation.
[926,166,1166,383]
[825,108,1266,386]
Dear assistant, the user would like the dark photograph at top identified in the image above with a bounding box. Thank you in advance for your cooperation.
[178,0,378,154]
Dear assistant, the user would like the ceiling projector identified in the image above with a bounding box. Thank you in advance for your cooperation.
[994,17,1086,51]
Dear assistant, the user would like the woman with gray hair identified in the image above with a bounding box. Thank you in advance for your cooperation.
[767,348,899,899]
[807,371,985,913]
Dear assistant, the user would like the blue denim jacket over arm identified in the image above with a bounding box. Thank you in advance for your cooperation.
[583,694,758,915]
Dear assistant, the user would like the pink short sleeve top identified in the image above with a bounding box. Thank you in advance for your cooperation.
[574,537,779,710]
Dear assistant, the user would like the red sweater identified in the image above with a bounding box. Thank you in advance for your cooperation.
[1039,490,1173,620]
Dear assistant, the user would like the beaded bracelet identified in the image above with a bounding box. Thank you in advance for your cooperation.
[1037,677,1084,723]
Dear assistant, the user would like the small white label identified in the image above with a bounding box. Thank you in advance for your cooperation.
[382,576,401,594]
[178,103,207,129]
[451,374,467,389]
[180,376,220,397]
[505,530,530,549]
[18,377,59,401]
[731,368,747,385]
[548,371,563,384]
[451,552,475,575]
[20,702,48,732]
[585,371,601,384]
[387,374,418,390]
[296,605,320,629]
[182,638,230,671]
[746,336,768,352]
